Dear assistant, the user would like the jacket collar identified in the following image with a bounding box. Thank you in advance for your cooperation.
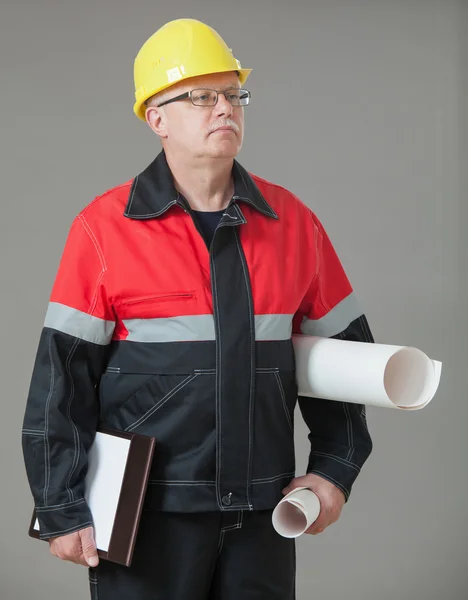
[124,150,278,220]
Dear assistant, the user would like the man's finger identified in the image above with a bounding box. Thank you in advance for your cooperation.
[282,478,307,495]
[305,509,329,535]
[79,527,99,567]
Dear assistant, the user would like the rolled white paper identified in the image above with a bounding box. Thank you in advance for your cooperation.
[272,487,321,538]
[293,335,442,410]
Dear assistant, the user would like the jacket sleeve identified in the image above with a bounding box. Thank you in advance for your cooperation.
[22,213,115,539]
[293,211,374,502]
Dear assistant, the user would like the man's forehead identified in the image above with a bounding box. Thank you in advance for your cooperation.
[174,72,241,92]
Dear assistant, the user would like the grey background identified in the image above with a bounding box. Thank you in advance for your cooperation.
[1,0,466,598]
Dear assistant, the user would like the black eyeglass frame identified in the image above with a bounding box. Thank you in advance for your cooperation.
[156,88,251,108]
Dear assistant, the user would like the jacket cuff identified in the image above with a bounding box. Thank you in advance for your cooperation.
[306,452,364,502]
[35,498,94,540]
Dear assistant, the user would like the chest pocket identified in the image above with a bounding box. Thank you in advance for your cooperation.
[116,291,197,319]
[115,290,205,344]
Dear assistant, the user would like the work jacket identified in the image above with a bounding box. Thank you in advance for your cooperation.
[22,150,374,539]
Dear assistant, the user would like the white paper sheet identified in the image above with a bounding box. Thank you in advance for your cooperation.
[272,487,321,538]
[293,335,442,410]
[34,432,131,551]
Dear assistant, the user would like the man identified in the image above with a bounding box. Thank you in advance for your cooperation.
[22,18,374,600]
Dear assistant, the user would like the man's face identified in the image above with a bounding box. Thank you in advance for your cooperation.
[149,71,245,160]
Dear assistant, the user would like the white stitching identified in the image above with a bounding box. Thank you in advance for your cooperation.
[88,270,105,317]
[148,479,216,484]
[360,405,368,425]
[39,521,94,539]
[220,511,243,534]
[218,530,226,553]
[65,338,81,502]
[232,203,247,224]
[148,481,216,486]
[309,451,361,472]
[89,568,99,600]
[308,469,349,500]
[78,216,107,271]
[78,215,107,317]
[211,242,223,509]
[123,175,140,216]
[234,228,254,509]
[125,373,198,431]
[43,331,55,506]
[22,430,45,437]
[124,205,178,219]
[274,371,293,433]
[36,498,86,512]
[124,177,179,219]
[233,170,278,218]
[221,511,243,534]
[220,524,240,533]
[218,511,243,554]
[343,402,354,462]
[348,406,355,462]
[252,472,296,484]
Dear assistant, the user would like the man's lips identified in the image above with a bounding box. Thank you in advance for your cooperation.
[211,127,236,133]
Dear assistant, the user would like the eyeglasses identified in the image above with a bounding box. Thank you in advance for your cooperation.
[157,88,251,108]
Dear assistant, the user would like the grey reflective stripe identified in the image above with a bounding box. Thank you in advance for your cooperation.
[300,291,363,338]
[44,302,115,345]
[255,314,293,341]
[124,315,215,343]
[123,314,294,343]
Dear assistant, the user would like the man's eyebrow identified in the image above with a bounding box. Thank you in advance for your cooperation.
[196,85,241,90]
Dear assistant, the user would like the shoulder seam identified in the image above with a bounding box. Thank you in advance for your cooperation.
[80,180,133,218]
[76,215,107,316]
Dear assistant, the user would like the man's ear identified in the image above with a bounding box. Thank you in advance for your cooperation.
[146,106,168,138]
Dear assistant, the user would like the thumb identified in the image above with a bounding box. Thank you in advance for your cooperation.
[282,481,299,495]
[80,527,99,567]
[282,475,308,495]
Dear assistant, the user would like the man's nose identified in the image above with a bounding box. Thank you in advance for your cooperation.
[214,92,234,117]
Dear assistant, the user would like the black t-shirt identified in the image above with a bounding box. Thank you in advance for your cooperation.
[192,209,225,248]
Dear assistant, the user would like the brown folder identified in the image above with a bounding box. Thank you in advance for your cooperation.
[29,428,156,567]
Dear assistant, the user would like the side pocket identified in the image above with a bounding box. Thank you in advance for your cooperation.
[252,368,296,481]
[125,372,199,432]
[273,371,294,434]
[257,368,294,434]
[98,371,161,423]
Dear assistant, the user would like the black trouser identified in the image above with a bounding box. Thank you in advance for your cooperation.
[88,509,295,599]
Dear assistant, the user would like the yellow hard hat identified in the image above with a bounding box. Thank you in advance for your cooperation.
[133,18,252,121]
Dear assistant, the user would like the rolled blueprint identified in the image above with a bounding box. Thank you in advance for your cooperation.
[272,487,321,538]
[292,335,442,410]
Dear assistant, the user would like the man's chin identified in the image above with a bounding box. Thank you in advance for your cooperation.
[207,143,242,159]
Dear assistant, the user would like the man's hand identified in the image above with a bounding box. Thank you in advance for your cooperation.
[48,526,99,567]
[282,473,346,535]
